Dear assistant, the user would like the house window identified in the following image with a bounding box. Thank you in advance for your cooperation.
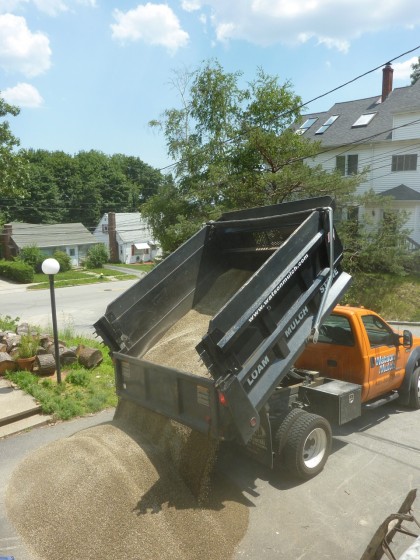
[69,248,75,257]
[295,117,318,135]
[336,154,358,176]
[102,224,108,233]
[315,115,339,134]
[391,154,417,172]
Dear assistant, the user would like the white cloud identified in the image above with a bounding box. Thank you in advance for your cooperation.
[181,0,201,11]
[111,3,189,54]
[33,0,68,16]
[0,14,51,76]
[0,0,96,15]
[190,0,420,51]
[392,57,418,81]
[2,82,43,107]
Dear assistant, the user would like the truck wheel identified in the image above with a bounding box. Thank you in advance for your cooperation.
[273,408,306,458]
[283,413,332,480]
[408,367,420,410]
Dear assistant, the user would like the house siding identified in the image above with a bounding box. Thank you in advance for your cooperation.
[93,212,161,264]
[301,72,420,246]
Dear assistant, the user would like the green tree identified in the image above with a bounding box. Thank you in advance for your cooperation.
[411,56,420,85]
[0,95,29,207]
[337,191,412,275]
[146,60,361,250]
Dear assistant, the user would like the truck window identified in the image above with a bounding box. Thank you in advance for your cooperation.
[318,315,355,346]
[361,315,395,348]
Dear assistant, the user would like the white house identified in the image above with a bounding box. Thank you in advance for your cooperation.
[297,63,420,247]
[93,212,161,264]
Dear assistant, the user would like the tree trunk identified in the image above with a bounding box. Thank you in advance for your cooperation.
[0,352,16,374]
[34,353,56,376]
[76,345,103,368]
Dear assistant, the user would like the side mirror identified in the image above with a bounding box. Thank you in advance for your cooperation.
[402,329,413,348]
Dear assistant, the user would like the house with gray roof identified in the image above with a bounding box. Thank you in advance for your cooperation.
[93,212,161,264]
[298,63,420,247]
[1,222,97,266]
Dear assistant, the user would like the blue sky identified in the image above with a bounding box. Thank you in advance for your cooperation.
[1,0,420,171]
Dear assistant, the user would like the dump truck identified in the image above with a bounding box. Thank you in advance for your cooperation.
[94,196,420,480]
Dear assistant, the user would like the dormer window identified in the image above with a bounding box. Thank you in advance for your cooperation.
[352,113,376,127]
[295,117,318,135]
[315,115,339,134]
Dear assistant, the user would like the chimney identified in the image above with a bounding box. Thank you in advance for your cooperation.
[2,224,13,260]
[108,212,119,263]
[382,62,393,102]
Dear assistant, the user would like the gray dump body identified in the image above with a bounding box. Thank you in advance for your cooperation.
[94,196,351,445]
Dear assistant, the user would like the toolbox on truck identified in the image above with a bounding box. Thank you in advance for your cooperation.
[299,378,362,425]
[95,196,352,448]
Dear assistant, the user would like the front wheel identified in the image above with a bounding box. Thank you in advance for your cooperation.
[408,367,420,410]
[283,412,332,480]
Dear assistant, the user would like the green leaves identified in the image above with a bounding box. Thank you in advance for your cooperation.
[145,59,363,252]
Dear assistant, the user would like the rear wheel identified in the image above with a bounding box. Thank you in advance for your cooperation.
[408,367,420,410]
[273,408,306,459]
[283,413,332,479]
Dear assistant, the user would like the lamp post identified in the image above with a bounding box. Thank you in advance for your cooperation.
[41,258,61,384]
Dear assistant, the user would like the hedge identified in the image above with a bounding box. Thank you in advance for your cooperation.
[0,260,34,283]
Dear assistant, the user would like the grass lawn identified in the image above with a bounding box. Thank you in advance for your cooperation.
[106,262,155,273]
[3,321,117,421]
[29,267,137,290]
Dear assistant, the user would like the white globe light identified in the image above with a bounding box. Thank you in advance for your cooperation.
[41,258,60,275]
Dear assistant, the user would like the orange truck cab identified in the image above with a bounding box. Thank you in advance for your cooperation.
[295,305,420,409]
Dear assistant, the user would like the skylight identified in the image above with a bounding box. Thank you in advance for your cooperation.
[352,113,376,127]
[295,117,318,135]
[315,115,339,134]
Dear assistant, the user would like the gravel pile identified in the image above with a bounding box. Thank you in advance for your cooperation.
[6,268,253,559]
[6,419,248,560]
[143,268,253,376]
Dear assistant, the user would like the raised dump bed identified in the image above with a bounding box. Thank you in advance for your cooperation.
[95,196,352,452]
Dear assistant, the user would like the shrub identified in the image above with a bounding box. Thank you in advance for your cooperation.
[16,245,44,272]
[85,243,109,269]
[0,314,20,331]
[53,250,72,272]
[0,259,34,283]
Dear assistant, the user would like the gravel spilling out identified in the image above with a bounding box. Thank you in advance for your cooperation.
[6,268,253,559]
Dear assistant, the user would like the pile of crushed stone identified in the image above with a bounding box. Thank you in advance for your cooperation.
[6,268,254,559]
[6,415,248,560]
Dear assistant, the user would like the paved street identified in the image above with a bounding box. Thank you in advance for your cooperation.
[0,278,138,337]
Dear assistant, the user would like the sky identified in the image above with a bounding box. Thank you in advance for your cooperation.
[1,0,420,172]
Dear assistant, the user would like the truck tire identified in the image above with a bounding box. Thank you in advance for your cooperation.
[273,408,306,459]
[408,367,420,410]
[283,412,332,480]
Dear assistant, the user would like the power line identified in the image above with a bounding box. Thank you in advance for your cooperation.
[154,45,420,173]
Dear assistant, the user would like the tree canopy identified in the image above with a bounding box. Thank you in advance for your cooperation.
[0,96,29,204]
[145,59,361,253]
[411,56,420,85]
[3,149,167,229]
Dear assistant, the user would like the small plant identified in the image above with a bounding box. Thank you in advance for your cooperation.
[66,370,90,387]
[0,314,20,331]
[17,333,40,359]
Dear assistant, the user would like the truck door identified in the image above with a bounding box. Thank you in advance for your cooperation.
[294,313,363,385]
[360,314,406,401]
